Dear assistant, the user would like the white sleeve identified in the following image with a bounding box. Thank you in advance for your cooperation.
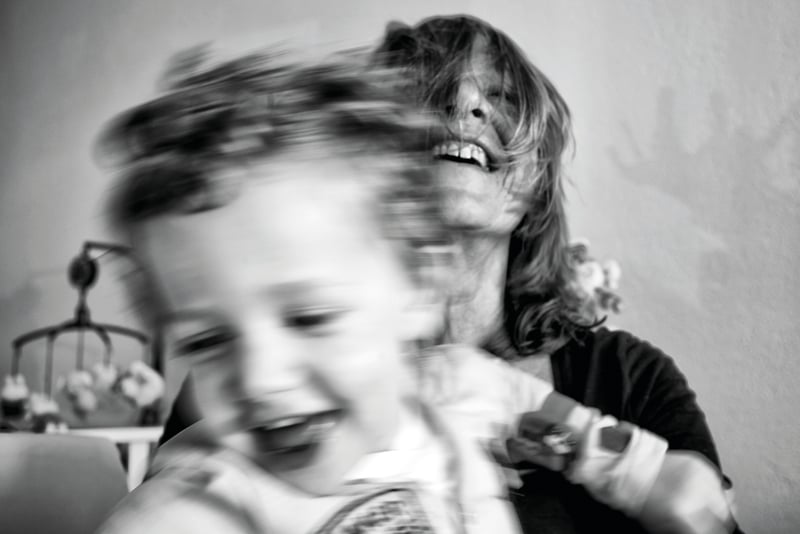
[417,344,554,429]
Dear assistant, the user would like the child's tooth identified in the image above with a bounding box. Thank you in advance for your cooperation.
[459,146,471,159]
[266,416,307,430]
[310,418,335,434]
[447,142,459,156]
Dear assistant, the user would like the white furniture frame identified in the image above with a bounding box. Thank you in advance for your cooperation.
[69,426,163,490]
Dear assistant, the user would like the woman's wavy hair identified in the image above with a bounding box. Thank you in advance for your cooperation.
[97,48,451,324]
[374,15,596,355]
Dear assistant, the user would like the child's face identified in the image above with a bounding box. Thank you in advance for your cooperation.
[135,153,432,494]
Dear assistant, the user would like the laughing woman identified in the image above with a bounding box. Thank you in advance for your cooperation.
[373,14,741,534]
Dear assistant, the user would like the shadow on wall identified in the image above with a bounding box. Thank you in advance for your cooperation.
[609,86,800,340]
[607,86,800,533]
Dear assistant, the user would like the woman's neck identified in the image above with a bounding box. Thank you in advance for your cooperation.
[442,233,510,347]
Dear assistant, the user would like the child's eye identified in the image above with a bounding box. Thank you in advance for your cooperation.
[175,327,237,358]
[285,308,348,334]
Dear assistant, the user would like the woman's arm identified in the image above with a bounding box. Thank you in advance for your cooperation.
[639,450,736,534]
[431,343,738,534]
[620,333,740,533]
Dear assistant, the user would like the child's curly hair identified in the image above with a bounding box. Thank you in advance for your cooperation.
[98,47,449,273]
[97,48,456,339]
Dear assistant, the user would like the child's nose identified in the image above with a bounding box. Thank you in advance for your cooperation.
[234,322,305,399]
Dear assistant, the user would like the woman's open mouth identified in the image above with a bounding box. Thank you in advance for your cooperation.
[433,140,496,172]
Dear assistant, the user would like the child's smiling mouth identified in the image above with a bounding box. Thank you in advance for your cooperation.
[247,410,344,467]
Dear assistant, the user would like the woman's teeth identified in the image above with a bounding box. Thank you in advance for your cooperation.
[433,141,489,170]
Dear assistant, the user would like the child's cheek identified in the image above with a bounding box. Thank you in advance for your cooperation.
[191,364,240,433]
[335,348,413,446]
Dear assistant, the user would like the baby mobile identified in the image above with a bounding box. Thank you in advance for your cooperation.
[1,242,164,432]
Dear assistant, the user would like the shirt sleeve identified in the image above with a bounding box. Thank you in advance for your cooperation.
[618,333,722,467]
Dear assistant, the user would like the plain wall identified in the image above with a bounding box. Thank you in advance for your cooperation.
[1,1,798,531]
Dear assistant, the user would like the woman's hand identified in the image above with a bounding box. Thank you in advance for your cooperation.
[502,407,737,534]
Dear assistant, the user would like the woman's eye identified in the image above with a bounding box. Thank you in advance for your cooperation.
[503,91,518,104]
[175,328,236,358]
[285,308,348,333]
[486,88,517,107]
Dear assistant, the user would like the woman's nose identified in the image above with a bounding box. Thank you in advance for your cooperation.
[445,77,490,123]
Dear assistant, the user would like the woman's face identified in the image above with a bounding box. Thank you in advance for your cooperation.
[431,36,536,235]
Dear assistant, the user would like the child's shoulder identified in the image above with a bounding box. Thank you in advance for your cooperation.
[418,343,508,370]
[419,343,555,427]
[419,343,499,380]
[98,448,261,534]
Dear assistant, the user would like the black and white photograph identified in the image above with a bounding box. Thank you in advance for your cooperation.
[1,2,798,533]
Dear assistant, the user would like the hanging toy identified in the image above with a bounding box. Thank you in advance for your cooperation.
[91,361,120,391]
[115,361,165,408]
[29,392,68,433]
[61,369,99,415]
[9,241,155,429]
[1,374,30,418]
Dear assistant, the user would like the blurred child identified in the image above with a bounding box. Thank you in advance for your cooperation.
[96,49,668,534]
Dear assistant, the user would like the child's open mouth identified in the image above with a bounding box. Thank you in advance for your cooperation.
[247,409,343,467]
